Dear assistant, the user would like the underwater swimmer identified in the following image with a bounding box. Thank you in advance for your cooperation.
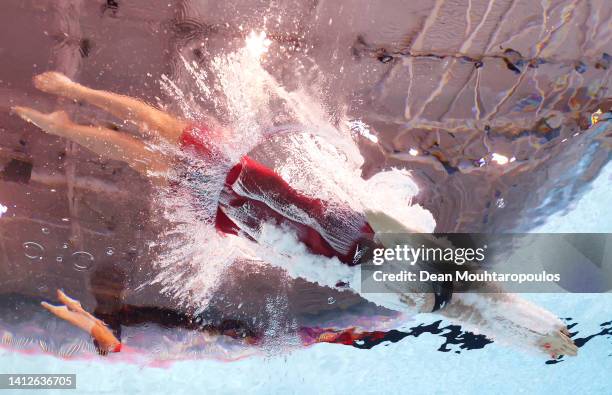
[12,71,577,358]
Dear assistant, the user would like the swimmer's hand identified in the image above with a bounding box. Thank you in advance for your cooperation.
[41,289,121,355]
[539,328,578,358]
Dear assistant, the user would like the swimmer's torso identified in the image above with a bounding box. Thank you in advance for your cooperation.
[179,123,374,264]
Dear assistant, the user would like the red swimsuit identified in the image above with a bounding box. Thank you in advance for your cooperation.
[180,124,373,265]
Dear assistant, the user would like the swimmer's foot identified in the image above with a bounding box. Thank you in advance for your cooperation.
[33,71,79,98]
[539,328,578,358]
[12,106,70,137]
[42,289,121,354]
[56,289,88,315]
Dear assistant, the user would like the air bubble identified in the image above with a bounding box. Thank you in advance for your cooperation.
[23,242,44,259]
[41,228,50,234]
[72,251,95,271]
[105,247,115,256]
[496,198,506,208]
[56,256,63,263]
[327,297,336,305]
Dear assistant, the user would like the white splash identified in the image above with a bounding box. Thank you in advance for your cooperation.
[348,119,378,143]
[491,153,510,165]
[245,31,272,59]
[250,222,429,316]
[152,29,435,312]
[0,203,7,218]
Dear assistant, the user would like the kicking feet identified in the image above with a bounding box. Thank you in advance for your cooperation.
[12,72,79,136]
[12,106,70,137]
[33,71,79,98]
[42,289,121,354]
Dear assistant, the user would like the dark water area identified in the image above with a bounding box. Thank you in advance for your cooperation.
[354,318,612,365]
[1,292,610,365]
[348,321,494,352]
[0,0,610,362]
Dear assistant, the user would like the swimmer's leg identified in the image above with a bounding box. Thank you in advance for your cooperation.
[12,106,168,180]
[42,290,121,354]
[33,71,187,142]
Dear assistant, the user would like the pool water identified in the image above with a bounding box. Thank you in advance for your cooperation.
[0,1,610,394]
[1,164,610,395]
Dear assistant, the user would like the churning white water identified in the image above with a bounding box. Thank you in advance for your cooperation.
[148,31,434,313]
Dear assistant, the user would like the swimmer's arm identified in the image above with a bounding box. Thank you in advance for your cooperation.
[435,290,577,357]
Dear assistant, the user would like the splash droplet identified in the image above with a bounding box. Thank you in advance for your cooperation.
[496,198,506,208]
[72,251,95,271]
[491,153,509,165]
[245,31,271,59]
[23,242,44,259]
